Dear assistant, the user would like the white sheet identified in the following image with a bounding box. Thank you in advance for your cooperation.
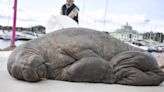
[46,15,79,33]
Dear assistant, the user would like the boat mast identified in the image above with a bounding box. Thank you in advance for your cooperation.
[11,0,17,47]
[103,0,109,31]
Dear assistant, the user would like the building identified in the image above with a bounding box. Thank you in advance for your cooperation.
[110,23,143,42]
[143,32,164,43]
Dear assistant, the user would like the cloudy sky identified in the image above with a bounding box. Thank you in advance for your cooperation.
[0,0,164,33]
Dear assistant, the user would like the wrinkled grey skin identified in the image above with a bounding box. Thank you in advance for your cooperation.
[7,28,164,86]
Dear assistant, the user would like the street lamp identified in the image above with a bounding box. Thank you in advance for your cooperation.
[144,19,150,32]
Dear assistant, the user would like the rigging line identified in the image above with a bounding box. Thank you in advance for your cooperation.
[7,0,11,31]
[82,0,86,15]
[103,0,109,31]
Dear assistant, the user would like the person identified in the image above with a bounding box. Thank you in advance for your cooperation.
[61,0,79,23]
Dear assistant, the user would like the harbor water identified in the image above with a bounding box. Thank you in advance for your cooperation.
[0,39,26,49]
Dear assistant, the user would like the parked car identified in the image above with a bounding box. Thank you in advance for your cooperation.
[147,46,157,52]
[148,46,164,53]
[155,46,164,53]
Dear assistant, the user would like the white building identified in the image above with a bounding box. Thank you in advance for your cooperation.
[110,23,143,42]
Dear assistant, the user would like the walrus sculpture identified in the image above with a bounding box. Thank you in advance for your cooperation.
[7,28,164,86]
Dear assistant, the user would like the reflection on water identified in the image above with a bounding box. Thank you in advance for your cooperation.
[0,39,27,49]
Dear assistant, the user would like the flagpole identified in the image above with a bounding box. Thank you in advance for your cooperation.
[11,0,17,47]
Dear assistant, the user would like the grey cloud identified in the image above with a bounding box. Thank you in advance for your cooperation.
[96,19,122,26]
[0,14,38,22]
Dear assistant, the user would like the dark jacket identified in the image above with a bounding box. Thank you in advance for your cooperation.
[61,4,79,23]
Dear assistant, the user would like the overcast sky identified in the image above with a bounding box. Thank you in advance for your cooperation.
[0,0,164,33]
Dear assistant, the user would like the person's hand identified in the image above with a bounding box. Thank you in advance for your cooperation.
[68,7,79,18]
[68,11,77,18]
